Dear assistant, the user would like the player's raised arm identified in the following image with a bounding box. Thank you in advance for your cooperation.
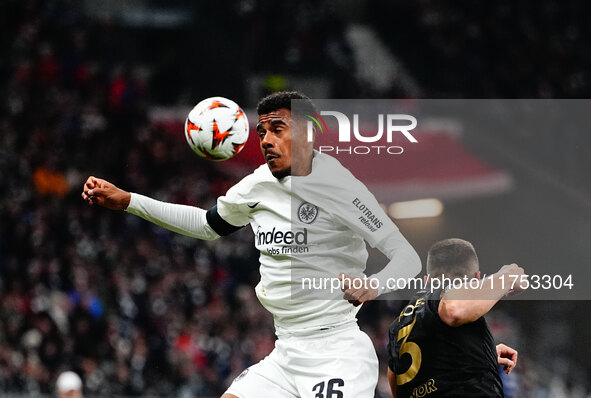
[81,176,221,241]
[438,263,527,327]
[307,158,421,305]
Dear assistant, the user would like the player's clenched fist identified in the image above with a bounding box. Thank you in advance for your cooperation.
[496,343,518,374]
[339,273,379,307]
[498,263,524,277]
[81,176,131,210]
[498,263,528,292]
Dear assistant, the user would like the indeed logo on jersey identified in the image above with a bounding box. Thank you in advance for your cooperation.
[256,226,310,255]
[257,227,308,245]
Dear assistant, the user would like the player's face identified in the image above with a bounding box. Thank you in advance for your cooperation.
[257,108,293,179]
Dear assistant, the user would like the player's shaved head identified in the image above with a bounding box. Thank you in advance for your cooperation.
[427,238,479,279]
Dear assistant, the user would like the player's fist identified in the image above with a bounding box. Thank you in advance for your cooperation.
[498,263,528,293]
[496,343,518,374]
[81,176,131,210]
[498,263,524,277]
[339,273,378,307]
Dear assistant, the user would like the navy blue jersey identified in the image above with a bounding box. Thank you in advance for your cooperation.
[388,287,503,398]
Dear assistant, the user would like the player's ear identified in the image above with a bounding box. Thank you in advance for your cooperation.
[474,271,481,280]
[423,274,429,284]
[292,115,315,143]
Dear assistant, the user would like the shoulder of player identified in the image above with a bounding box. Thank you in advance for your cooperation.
[228,164,275,191]
[215,165,274,220]
[305,152,368,197]
[219,164,284,211]
[313,151,359,180]
[246,163,275,181]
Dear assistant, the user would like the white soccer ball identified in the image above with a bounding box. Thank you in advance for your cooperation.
[184,96,249,161]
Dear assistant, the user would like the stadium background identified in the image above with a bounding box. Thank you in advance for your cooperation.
[1,0,591,396]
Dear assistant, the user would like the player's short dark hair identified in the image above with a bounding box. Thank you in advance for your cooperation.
[427,238,479,279]
[256,91,316,115]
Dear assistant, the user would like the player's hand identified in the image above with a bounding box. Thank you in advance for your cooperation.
[497,263,528,294]
[498,263,524,277]
[81,176,131,210]
[339,273,378,307]
[496,343,518,374]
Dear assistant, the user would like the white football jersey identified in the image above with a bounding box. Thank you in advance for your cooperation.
[210,151,418,335]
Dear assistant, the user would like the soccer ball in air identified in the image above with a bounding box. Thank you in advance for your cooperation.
[184,97,249,161]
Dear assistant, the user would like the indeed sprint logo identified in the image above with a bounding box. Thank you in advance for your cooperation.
[305,111,418,155]
[256,226,310,255]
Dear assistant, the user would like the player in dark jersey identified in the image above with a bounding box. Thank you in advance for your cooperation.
[388,238,523,398]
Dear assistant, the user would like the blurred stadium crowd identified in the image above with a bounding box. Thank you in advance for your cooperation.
[1,0,590,397]
[0,1,273,396]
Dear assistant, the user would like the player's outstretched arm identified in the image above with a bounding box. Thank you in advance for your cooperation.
[496,343,518,375]
[439,263,526,327]
[81,176,220,240]
[81,176,131,210]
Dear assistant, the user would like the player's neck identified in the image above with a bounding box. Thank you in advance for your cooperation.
[291,153,314,176]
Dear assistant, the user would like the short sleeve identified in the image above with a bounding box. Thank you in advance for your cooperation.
[207,172,257,235]
[216,188,251,227]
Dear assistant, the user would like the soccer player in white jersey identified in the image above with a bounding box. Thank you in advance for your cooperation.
[81,91,421,397]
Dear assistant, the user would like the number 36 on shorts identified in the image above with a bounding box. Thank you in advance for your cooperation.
[312,378,345,398]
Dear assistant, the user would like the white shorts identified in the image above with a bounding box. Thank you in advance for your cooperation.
[225,322,378,398]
